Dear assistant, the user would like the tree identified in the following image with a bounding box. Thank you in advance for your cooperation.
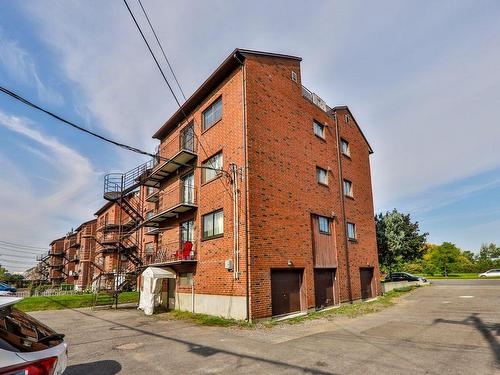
[375,209,428,272]
[428,242,461,276]
[476,243,500,271]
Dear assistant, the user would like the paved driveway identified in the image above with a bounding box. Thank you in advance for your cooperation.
[31,280,500,374]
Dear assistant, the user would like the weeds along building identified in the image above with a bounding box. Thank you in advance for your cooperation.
[103,49,380,320]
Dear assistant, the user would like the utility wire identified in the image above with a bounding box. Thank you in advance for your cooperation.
[136,0,186,100]
[0,239,47,250]
[0,86,157,159]
[122,0,182,108]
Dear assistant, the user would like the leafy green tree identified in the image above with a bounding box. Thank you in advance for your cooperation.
[476,243,500,271]
[375,209,428,272]
[428,242,461,276]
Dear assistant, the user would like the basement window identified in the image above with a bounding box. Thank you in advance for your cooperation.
[179,272,193,287]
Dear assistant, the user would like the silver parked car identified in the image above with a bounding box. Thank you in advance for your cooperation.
[478,269,500,278]
[0,297,67,375]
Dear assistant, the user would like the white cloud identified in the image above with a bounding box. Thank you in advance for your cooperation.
[0,111,101,271]
[0,30,63,106]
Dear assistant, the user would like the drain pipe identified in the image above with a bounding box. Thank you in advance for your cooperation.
[334,112,353,302]
[235,52,250,321]
[230,163,240,280]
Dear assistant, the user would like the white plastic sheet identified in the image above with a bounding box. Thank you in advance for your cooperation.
[138,267,176,315]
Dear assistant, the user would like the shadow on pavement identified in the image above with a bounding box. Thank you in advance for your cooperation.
[64,360,121,374]
[434,313,500,368]
[37,297,337,374]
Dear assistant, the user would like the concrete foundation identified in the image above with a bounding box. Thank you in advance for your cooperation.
[175,292,246,320]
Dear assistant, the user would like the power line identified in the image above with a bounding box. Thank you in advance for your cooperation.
[0,86,157,159]
[0,239,47,250]
[0,253,37,260]
[0,246,44,254]
[122,0,182,108]
[136,0,186,100]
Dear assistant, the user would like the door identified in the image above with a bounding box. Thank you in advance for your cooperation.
[271,270,302,316]
[180,220,194,259]
[180,122,195,152]
[314,269,336,308]
[360,268,374,299]
[181,173,194,204]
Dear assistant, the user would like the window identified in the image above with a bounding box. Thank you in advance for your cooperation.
[146,186,156,196]
[313,120,325,139]
[341,139,350,157]
[316,167,328,185]
[291,70,298,82]
[179,272,193,287]
[318,216,331,235]
[343,179,353,197]
[202,209,224,239]
[344,114,350,123]
[145,242,154,255]
[202,152,223,183]
[202,97,222,131]
[347,222,356,240]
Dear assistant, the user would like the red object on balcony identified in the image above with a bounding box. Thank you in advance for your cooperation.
[175,241,193,260]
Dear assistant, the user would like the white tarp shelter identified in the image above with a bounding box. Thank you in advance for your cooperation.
[138,266,176,315]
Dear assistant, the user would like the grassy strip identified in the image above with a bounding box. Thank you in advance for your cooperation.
[15,291,139,312]
[155,310,254,328]
[155,286,418,328]
[417,273,500,279]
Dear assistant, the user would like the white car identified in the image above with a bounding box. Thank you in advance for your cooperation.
[0,297,67,375]
[479,269,500,278]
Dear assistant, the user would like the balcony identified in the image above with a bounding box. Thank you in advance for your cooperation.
[69,237,80,248]
[143,185,197,226]
[145,187,159,203]
[142,126,197,187]
[142,240,196,266]
[49,249,65,257]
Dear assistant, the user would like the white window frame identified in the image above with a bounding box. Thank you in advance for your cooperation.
[316,167,328,185]
[318,216,331,235]
[341,139,350,157]
[343,179,353,198]
[202,152,223,183]
[347,222,356,240]
[313,120,325,139]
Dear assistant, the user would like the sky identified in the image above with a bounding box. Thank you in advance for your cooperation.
[0,0,499,272]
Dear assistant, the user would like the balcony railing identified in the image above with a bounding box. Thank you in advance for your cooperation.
[142,240,196,266]
[145,187,159,203]
[143,184,197,226]
[142,126,198,187]
[302,85,331,113]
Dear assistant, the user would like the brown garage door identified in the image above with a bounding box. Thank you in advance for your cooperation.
[360,268,374,299]
[314,269,335,308]
[271,270,302,316]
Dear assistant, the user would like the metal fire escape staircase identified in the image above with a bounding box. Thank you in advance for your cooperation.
[92,159,158,308]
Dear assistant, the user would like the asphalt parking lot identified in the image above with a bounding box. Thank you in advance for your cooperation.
[31,279,500,374]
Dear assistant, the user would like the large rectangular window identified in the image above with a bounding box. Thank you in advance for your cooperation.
[318,216,331,235]
[202,97,222,131]
[313,120,325,139]
[343,179,353,198]
[316,167,328,185]
[202,209,224,240]
[347,222,356,240]
[341,139,350,157]
[202,152,223,183]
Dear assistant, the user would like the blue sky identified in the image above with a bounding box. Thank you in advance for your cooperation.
[1,1,500,272]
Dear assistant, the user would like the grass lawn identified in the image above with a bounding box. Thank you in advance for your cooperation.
[15,291,139,312]
[155,286,419,328]
[417,273,500,279]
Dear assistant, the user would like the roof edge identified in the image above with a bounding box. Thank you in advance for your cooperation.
[331,106,374,154]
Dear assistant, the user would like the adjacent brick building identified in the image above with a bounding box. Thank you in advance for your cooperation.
[38,49,379,319]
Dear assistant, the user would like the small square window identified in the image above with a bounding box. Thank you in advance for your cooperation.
[316,167,328,185]
[347,222,356,240]
[343,179,353,197]
[318,216,331,235]
[341,139,350,157]
[313,120,325,139]
[179,272,193,286]
[202,209,224,239]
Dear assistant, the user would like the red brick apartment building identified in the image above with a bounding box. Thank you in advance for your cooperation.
[100,49,380,320]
